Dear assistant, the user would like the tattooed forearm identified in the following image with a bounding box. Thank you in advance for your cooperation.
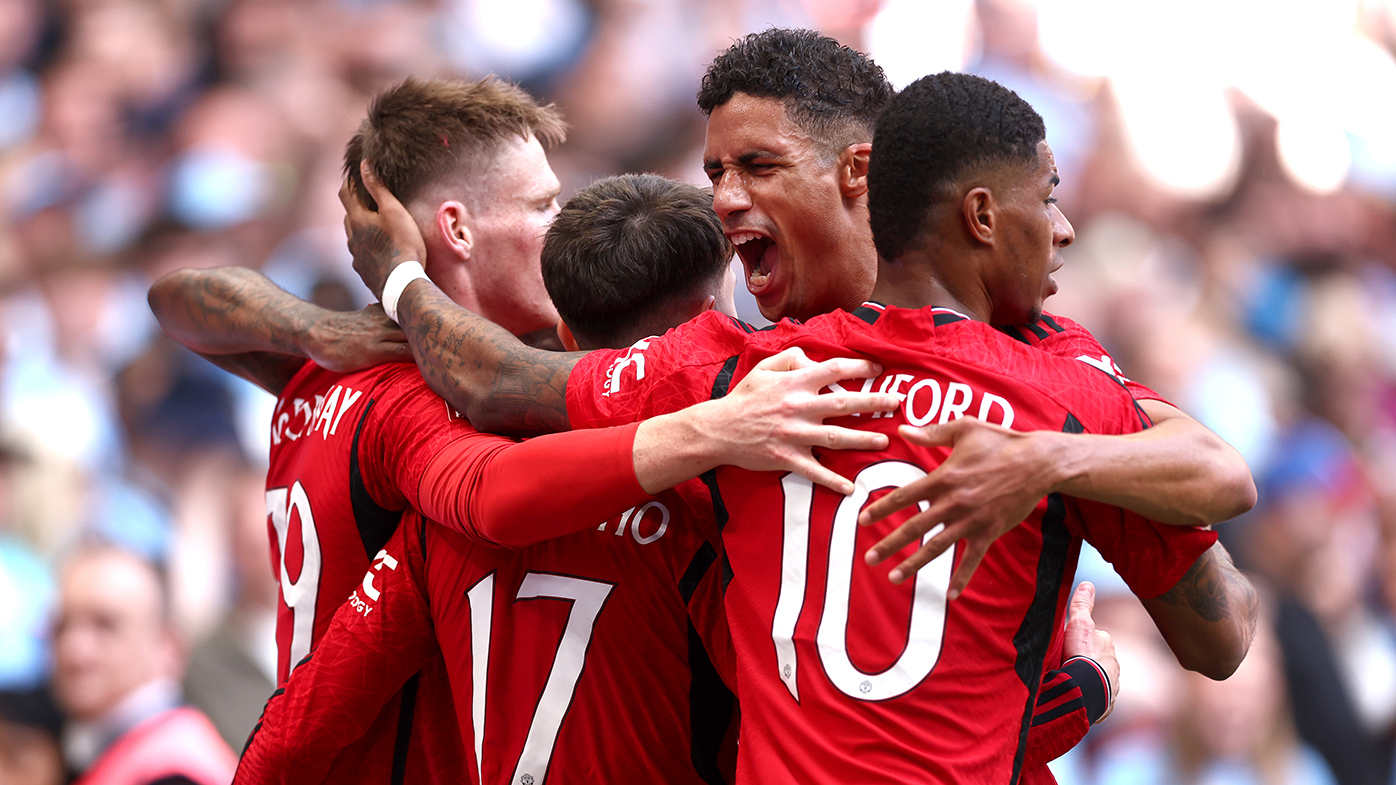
[1142,541,1258,679]
[397,282,581,436]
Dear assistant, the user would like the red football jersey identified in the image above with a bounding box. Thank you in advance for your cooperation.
[261,360,487,782]
[999,311,1169,406]
[567,304,1216,784]
[240,487,735,785]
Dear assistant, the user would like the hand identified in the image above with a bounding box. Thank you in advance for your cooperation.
[339,161,427,300]
[1063,582,1119,721]
[306,304,413,372]
[701,347,900,495]
[858,418,1065,591]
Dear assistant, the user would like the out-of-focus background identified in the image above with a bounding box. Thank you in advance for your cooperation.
[0,0,1394,782]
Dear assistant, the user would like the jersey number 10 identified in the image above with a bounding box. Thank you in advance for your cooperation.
[774,463,954,702]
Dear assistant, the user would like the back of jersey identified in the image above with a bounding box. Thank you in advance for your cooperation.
[264,360,469,783]
[411,478,735,785]
[714,306,1169,785]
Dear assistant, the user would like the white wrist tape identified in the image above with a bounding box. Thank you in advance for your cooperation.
[381,261,428,324]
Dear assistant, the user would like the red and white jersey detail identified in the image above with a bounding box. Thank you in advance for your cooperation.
[998,311,1169,406]
[265,360,485,684]
[567,306,1215,784]
[261,360,487,783]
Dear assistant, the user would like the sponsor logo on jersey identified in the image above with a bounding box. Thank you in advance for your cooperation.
[347,548,399,617]
[1075,353,1132,383]
[602,338,651,397]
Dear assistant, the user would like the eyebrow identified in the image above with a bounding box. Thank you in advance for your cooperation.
[704,150,783,170]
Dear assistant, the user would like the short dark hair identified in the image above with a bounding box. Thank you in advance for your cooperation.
[697,28,893,154]
[542,174,731,349]
[868,72,1045,261]
[343,76,566,208]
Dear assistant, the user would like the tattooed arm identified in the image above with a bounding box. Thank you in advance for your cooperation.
[1140,542,1258,679]
[148,266,411,395]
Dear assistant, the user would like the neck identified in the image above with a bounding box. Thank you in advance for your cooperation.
[870,251,989,322]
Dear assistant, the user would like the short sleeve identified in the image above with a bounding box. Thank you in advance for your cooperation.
[1064,498,1217,599]
[566,311,752,429]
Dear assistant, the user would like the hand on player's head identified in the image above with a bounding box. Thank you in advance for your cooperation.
[340,161,428,300]
[705,347,900,495]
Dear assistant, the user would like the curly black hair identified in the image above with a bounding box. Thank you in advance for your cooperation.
[697,28,892,154]
[868,72,1045,261]
[542,174,732,349]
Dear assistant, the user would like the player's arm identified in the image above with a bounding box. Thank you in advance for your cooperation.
[1139,541,1258,680]
[148,266,411,395]
[1024,583,1118,768]
[236,530,435,783]
[414,350,900,547]
[860,403,1256,591]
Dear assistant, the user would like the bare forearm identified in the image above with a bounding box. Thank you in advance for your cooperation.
[149,267,323,358]
[1046,401,1256,527]
[395,279,582,436]
[1141,542,1258,679]
[633,405,728,494]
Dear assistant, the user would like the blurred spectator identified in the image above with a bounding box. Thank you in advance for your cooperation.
[0,685,64,785]
[51,540,235,785]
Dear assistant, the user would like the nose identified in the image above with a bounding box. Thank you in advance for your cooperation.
[711,171,750,220]
[1052,204,1074,248]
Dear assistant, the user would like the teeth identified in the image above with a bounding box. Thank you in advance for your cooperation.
[728,232,761,245]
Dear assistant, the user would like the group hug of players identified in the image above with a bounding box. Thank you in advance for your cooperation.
[149,27,1260,785]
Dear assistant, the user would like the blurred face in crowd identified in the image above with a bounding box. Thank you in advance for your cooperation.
[980,141,1073,324]
[704,93,877,322]
[52,550,178,722]
[426,133,562,337]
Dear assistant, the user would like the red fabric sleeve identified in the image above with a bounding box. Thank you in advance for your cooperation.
[417,422,648,549]
[1066,497,1218,599]
[235,526,437,784]
[1022,666,1093,770]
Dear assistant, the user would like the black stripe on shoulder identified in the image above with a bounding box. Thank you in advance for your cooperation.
[932,311,967,326]
[726,315,755,333]
[351,399,404,559]
[679,541,719,605]
[1024,320,1050,340]
[1062,413,1085,434]
[1039,314,1065,334]
[1009,494,1070,785]
[998,325,1031,345]
[851,305,882,325]
[711,356,740,400]
[1031,698,1086,727]
[721,551,734,592]
[391,673,421,785]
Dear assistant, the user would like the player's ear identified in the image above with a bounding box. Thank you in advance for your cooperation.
[436,200,475,263]
[556,319,580,352]
[962,187,996,245]
[838,143,872,199]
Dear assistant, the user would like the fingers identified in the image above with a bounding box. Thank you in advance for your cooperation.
[801,424,889,452]
[1068,581,1096,624]
[865,510,942,566]
[859,470,942,526]
[792,458,856,496]
[943,538,989,599]
[753,346,815,372]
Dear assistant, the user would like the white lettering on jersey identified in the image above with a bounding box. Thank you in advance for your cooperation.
[1076,353,1131,383]
[826,377,877,417]
[272,385,366,444]
[595,501,670,544]
[603,338,652,397]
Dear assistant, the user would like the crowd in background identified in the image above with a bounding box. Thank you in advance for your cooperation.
[1,0,1395,783]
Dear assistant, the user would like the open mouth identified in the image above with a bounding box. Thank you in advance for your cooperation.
[730,231,778,293]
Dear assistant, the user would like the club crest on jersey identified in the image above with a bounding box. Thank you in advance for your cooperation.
[271,384,364,445]
[603,338,651,397]
[1075,354,1132,383]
